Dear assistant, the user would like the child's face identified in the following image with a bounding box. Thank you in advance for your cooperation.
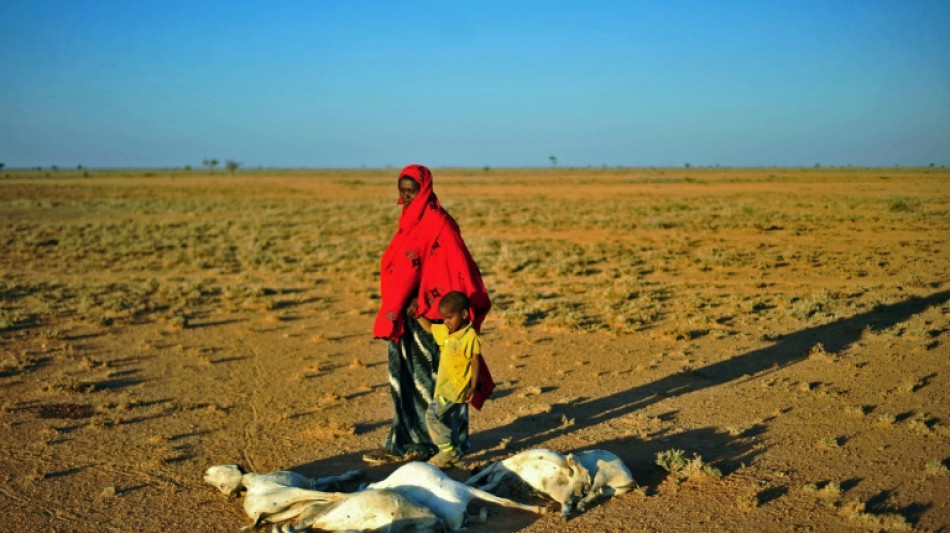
[439,305,470,334]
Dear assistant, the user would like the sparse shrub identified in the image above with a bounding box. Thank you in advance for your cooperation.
[821,481,841,496]
[655,449,714,481]
[803,481,841,498]
[897,379,917,393]
[886,196,921,213]
[906,412,933,435]
[925,460,948,474]
[876,414,897,426]
[702,465,723,479]
[655,448,687,473]
[807,342,836,361]
[736,489,759,510]
[839,499,912,530]
[166,314,189,330]
[845,405,867,417]
[788,290,839,321]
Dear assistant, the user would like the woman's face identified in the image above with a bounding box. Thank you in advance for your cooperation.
[398,177,420,206]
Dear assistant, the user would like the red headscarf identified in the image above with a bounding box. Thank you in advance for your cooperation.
[374,164,491,342]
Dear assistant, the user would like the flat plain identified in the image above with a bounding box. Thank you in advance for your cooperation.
[0,167,948,532]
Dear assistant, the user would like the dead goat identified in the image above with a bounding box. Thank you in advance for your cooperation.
[572,449,637,511]
[464,448,591,517]
[366,461,550,530]
[203,464,363,529]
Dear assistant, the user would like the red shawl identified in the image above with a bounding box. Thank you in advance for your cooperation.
[374,164,491,340]
[374,164,495,408]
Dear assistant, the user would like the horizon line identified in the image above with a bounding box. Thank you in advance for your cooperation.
[3,163,947,172]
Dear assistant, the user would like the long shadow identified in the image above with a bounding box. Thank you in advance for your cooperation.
[476,290,950,452]
[0,356,52,378]
[274,296,323,310]
[188,318,247,329]
[566,425,762,498]
[93,377,146,391]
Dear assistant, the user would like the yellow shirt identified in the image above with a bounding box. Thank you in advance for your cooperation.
[431,322,481,403]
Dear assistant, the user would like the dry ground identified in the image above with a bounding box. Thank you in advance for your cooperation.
[0,167,948,532]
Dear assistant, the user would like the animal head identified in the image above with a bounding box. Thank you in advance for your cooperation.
[203,464,246,497]
[564,454,592,500]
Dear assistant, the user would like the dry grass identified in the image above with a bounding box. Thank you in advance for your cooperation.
[0,167,947,531]
[2,167,947,338]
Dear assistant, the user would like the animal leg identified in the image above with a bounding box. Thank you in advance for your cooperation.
[465,507,489,524]
[263,500,325,526]
[311,468,365,490]
[577,467,611,511]
[466,485,550,515]
[464,464,504,491]
[386,516,445,532]
[246,488,346,529]
[240,516,262,532]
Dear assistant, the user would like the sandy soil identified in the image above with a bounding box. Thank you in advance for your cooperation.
[0,167,948,532]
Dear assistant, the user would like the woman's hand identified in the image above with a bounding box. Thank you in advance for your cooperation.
[406,298,418,317]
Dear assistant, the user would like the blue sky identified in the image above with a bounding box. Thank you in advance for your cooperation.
[1,1,948,168]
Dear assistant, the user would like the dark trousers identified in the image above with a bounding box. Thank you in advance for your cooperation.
[426,395,468,457]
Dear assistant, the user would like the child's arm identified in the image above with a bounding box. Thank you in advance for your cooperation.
[415,315,433,333]
[465,350,481,403]
[406,299,432,333]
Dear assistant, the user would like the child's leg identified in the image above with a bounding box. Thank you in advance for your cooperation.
[426,396,463,458]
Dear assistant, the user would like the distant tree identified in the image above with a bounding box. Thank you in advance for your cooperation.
[549,155,558,167]
[930,162,935,168]
[225,159,241,175]
[684,162,691,169]
[0,163,4,171]
[184,165,192,171]
[51,165,58,171]
[202,158,219,173]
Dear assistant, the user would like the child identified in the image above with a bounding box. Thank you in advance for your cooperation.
[411,291,481,468]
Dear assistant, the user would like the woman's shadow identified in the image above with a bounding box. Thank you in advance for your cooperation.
[474,289,950,456]
[282,290,946,531]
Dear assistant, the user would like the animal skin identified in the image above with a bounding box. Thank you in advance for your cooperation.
[366,461,550,530]
[464,448,591,517]
[203,464,363,529]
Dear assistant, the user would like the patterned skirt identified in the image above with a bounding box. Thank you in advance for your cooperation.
[384,317,470,457]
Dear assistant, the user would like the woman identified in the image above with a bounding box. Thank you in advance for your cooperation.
[365,164,491,464]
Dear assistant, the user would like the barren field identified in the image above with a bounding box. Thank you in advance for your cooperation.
[1,167,948,532]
